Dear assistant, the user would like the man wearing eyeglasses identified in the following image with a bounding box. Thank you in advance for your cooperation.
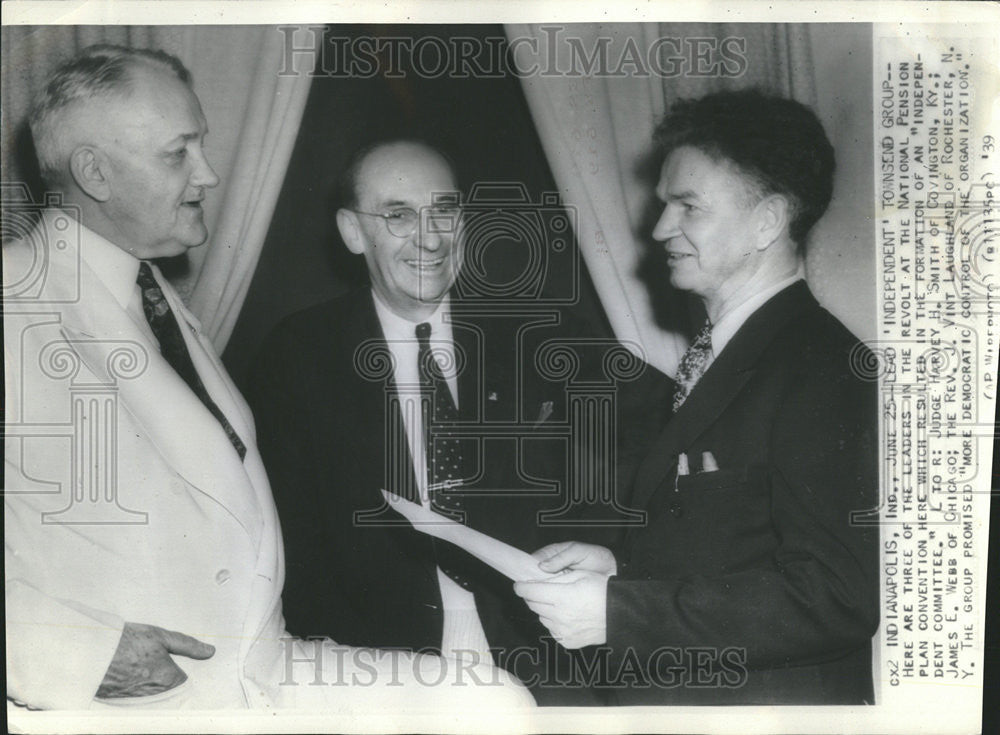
[250,140,507,669]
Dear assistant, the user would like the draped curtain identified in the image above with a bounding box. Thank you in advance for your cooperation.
[504,23,817,375]
[1,25,317,351]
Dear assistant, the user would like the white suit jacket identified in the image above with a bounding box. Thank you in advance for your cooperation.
[4,212,290,710]
[4,212,535,718]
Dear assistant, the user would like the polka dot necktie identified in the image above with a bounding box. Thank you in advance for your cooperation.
[672,320,714,413]
[416,321,470,588]
[137,262,246,461]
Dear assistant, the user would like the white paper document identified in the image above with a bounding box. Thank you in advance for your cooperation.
[381,489,560,582]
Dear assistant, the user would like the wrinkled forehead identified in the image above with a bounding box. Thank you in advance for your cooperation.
[355,144,458,209]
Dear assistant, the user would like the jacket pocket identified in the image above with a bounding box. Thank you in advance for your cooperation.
[674,468,742,493]
[673,464,768,494]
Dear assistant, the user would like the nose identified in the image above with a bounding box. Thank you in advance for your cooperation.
[191,147,220,189]
[418,223,444,252]
[652,203,680,242]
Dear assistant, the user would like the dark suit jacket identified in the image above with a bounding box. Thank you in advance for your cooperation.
[250,288,669,703]
[604,281,879,705]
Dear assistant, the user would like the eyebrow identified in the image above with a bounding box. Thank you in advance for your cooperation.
[373,198,412,210]
[658,187,703,204]
[370,188,460,210]
[165,128,209,148]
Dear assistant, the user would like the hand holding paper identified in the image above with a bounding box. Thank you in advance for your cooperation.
[519,542,617,647]
[381,489,613,648]
[533,541,618,576]
[516,541,616,649]
[513,571,609,649]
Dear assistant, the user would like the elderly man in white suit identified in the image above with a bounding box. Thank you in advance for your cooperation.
[3,44,533,717]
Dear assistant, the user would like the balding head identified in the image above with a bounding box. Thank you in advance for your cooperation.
[339,139,457,211]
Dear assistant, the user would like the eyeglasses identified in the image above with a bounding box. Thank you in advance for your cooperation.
[348,206,461,239]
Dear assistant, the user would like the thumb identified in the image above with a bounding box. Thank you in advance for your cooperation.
[532,542,569,562]
[158,627,216,660]
[537,544,582,572]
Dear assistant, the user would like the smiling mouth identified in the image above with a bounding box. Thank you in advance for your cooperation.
[666,252,694,262]
[405,256,447,272]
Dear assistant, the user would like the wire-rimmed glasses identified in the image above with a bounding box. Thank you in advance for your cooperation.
[348,205,461,238]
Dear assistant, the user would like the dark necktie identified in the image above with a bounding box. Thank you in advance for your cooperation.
[416,321,470,589]
[672,320,713,412]
[137,262,247,461]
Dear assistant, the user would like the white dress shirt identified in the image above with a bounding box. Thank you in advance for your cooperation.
[58,210,160,348]
[371,291,494,664]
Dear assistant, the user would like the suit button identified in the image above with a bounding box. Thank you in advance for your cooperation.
[215,569,231,585]
[668,503,684,518]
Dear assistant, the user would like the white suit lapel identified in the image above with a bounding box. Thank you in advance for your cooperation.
[157,282,255,442]
[59,264,263,541]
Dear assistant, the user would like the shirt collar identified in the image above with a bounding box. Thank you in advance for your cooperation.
[371,289,451,342]
[48,209,142,310]
[710,267,805,357]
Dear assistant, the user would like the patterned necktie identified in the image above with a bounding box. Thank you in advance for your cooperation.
[137,262,247,461]
[672,320,714,412]
[416,321,470,589]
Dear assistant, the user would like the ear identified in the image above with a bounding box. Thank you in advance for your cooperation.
[68,146,111,202]
[336,208,366,255]
[753,194,791,251]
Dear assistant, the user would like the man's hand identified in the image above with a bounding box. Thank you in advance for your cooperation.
[514,570,609,649]
[96,622,215,698]
[532,541,617,576]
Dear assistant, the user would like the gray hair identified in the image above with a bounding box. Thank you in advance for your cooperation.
[29,44,192,184]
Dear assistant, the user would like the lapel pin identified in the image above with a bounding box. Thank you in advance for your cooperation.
[488,391,498,402]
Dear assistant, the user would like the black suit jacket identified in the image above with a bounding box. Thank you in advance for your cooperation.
[250,288,668,687]
[604,282,879,705]
[251,290,443,649]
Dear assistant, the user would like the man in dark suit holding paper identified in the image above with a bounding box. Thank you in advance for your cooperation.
[252,140,497,657]
[514,89,880,705]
